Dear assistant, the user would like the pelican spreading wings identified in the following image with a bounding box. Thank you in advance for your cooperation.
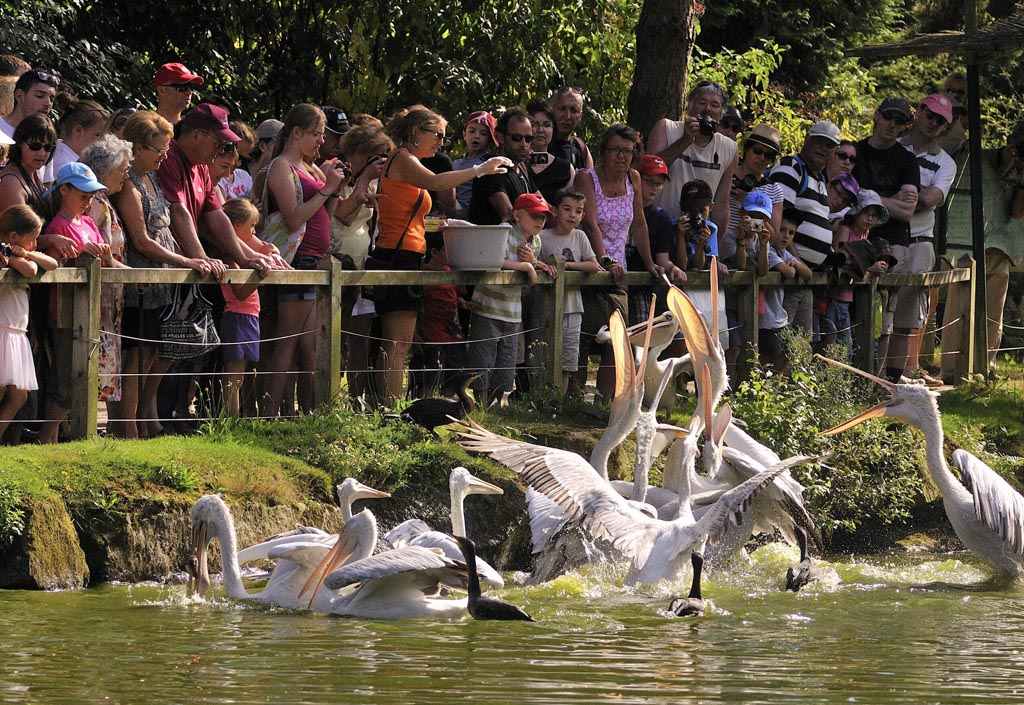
[457,420,819,584]
[820,355,1024,578]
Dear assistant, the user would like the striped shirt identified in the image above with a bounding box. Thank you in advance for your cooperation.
[471,224,539,323]
[768,155,832,267]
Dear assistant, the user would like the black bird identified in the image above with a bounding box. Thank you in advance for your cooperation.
[668,552,706,617]
[785,526,819,592]
[390,370,482,432]
[453,535,535,622]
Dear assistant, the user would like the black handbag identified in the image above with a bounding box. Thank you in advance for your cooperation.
[158,285,221,360]
[363,183,424,301]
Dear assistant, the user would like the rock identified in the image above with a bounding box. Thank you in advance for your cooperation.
[0,495,89,590]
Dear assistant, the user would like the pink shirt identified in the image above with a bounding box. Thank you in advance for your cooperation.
[46,212,104,255]
[221,283,261,316]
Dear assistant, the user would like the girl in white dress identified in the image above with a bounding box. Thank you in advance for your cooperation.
[0,205,58,441]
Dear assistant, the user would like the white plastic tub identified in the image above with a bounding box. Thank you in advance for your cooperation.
[443,224,511,271]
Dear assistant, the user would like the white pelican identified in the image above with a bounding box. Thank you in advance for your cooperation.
[384,466,505,589]
[322,545,471,619]
[597,310,682,412]
[820,355,1024,578]
[187,494,378,609]
[454,536,534,621]
[457,420,819,584]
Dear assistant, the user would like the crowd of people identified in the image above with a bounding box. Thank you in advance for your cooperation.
[0,54,1021,444]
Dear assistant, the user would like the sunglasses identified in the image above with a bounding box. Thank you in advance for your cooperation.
[26,142,56,153]
[141,143,170,156]
[115,106,138,118]
[836,152,857,163]
[748,145,777,160]
[421,128,451,145]
[503,133,534,143]
[26,69,60,87]
[721,120,743,132]
[165,83,195,93]
[880,111,910,125]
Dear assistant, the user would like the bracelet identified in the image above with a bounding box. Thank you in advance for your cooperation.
[472,163,483,177]
[318,188,332,197]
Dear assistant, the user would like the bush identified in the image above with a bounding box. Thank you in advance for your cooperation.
[0,482,26,550]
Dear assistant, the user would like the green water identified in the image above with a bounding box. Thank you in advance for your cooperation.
[4,546,1024,705]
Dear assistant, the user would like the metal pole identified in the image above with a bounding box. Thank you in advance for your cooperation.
[965,0,989,375]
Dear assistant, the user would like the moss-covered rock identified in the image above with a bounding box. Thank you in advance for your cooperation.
[0,495,89,589]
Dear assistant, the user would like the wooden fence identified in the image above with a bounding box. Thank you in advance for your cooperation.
[0,258,975,439]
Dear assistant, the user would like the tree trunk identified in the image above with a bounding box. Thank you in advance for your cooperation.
[627,0,698,140]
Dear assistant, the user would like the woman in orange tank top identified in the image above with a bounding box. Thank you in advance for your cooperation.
[374,105,509,405]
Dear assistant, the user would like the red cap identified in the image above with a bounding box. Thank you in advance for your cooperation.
[464,110,498,147]
[182,104,240,142]
[639,154,670,180]
[155,62,204,87]
[514,192,555,216]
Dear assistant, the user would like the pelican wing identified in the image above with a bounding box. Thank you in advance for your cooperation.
[456,422,662,564]
[526,488,569,554]
[953,449,1024,555]
[691,456,821,546]
[237,531,337,564]
[385,519,434,547]
[722,420,782,467]
[404,530,504,589]
[266,540,334,567]
[324,545,464,591]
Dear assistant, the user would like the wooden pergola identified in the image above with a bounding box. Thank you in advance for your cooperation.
[846,2,1024,375]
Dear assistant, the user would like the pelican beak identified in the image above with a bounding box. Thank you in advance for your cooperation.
[814,354,895,394]
[299,521,358,608]
[625,311,676,348]
[466,475,503,496]
[667,286,716,370]
[609,309,637,400]
[187,521,211,598]
[353,484,391,502]
[820,398,905,436]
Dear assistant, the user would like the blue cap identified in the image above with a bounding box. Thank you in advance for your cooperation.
[742,190,773,219]
[55,162,107,193]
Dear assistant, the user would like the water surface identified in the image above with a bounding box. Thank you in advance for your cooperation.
[3,548,1024,704]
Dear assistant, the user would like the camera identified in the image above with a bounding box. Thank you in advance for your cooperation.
[733,173,760,192]
[686,212,706,233]
[697,114,718,137]
[0,243,11,258]
[529,152,550,165]
[748,218,763,233]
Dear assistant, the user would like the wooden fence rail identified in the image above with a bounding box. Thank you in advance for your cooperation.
[0,257,975,439]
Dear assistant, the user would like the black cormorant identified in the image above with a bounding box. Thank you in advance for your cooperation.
[668,551,705,617]
[454,535,535,622]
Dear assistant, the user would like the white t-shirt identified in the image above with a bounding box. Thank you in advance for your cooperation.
[539,227,596,315]
[40,140,78,185]
[655,123,738,220]
[898,136,957,241]
[219,169,254,201]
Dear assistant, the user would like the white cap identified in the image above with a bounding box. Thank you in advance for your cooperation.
[807,120,841,145]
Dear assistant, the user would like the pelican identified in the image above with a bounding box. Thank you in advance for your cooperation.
[597,310,682,412]
[668,551,705,616]
[321,545,471,619]
[820,355,1024,578]
[454,536,534,621]
[785,526,819,591]
[384,466,505,588]
[457,420,819,584]
[187,494,378,609]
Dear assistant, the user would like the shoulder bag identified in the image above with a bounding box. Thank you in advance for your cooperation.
[258,157,306,264]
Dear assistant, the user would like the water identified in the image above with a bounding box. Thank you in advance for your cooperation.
[4,546,1024,704]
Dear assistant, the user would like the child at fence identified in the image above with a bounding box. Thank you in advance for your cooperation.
[824,189,893,359]
[411,228,470,396]
[0,205,57,442]
[452,111,498,216]
[38,162,128,443]
[220,199,263,417]
[758,208,812,374]
[467,192,558,404]
[676,179,726,276]
[539,188,600,392]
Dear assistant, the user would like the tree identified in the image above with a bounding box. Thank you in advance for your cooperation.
[626,0,698,138]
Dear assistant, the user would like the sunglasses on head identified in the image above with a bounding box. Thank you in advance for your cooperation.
[748,145,777,160]
[880,111,910,125]
[26,69,60,87]
[556,86,584,97]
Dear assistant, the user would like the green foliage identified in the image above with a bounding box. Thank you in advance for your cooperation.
[143,458,200,493]
[0,482,26,550]
[729,343,925,537]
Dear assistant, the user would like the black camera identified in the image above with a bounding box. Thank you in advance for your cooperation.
[529,152,550,165]
[733,173,759,192]
[686,212,706,232]
[0,243,12,258]
[697,114,718,136]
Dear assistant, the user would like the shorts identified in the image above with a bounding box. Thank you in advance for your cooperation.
[561,312,582,372]
[759,326,786,357]
[885,241,935,331]
[220,312,260,362]
[121,305,162,350]
[368,248,425,316]
[279,254,321,302]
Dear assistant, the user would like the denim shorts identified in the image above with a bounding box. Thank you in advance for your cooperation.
[279,254,320,301]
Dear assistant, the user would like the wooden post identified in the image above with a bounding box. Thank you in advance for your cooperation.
[954,257,977,383]
[852,276,878,373]
[70,257,101,439]
[315,257,343,409]
[736,270,758,383]
[548,263,566,390]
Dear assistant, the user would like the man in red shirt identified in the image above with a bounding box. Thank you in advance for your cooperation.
[158,103,276,276]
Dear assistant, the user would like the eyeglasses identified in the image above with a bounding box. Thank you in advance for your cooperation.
[606,146,635,157]
[25,142,56,153]
[115,107,138,118]
[165,84,195,93]
[26,69,60,87]
[836,152,857,163]
[503,133,533,143]
[141,144,170,156]
[880,111,910,125]
[748,145,777,160]
[642,178,666,189]
[201,131,236,151]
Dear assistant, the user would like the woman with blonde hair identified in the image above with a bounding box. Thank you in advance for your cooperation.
[43,95,110,184]
[372,105,510,405]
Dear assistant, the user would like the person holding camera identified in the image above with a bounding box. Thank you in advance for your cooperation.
[675,179,725,275]
[526,99,574,207]
[647,80,738,234]
[725,124,784,264]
